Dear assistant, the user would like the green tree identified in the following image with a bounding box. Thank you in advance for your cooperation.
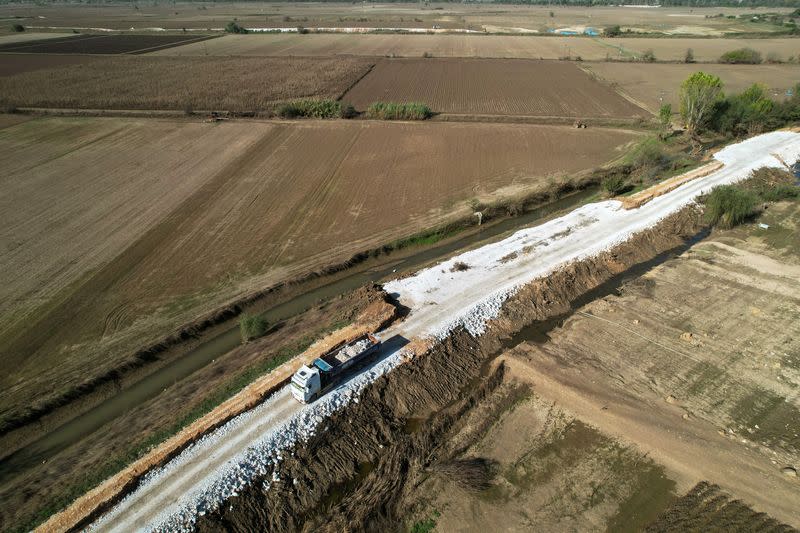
[604,25,621,37]
[659,103,672,128]
[679,72,724,136]
[225,20,248,34]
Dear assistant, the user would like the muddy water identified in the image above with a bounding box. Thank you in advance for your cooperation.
[0,188,601,482]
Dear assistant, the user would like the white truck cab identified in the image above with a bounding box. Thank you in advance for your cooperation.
[291,364,321,403]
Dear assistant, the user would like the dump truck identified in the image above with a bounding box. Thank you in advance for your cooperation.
[290,333,382,403]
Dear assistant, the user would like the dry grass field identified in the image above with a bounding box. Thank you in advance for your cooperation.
[0,55,373,110]
[584,63,800,112]
[0,116,640,433]
[343,58,648,118]
[0,3,791,35]
[598,36,800,62]
[153,33,613,59]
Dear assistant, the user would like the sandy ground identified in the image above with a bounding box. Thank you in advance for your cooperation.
[585,62,800,112]
[501,205,800,525]
[413,382,676,532]
[85,131,800,530]
[342,58,647,118]
[0,117,637,434]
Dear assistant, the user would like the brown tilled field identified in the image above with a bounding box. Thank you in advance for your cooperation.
[0,53,100,77]
[0,55,374,110]
[0,33,216,54]
[342,58,648,118]
[152,33,612,59]
[584,62,800,112]
[0,116,639,434]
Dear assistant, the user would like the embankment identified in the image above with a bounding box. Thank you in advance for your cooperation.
[192,206,706,531]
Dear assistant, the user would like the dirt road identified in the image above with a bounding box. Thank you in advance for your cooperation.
[88,131,800,531]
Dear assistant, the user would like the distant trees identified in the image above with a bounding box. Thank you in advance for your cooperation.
[679,72,724,135]
[684,48,695,63]
[224,20,248,34]
[604,25,622,37]
[11,23,24,32]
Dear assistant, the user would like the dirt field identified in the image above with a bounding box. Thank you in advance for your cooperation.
[152,32,613,59]
[0,53,100,77]
[0,3,790,35]
[506,201,800,525]
[0,33,216,54]
[584,62,800,112]
[411,385,678,532]
[343,58,648,118]
[0,116,639,440]
[0,55,373,110]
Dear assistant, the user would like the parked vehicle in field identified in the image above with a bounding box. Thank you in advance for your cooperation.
[290,333,382,403]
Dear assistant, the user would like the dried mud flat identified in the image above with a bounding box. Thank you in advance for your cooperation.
[342,58,648,118]
[0,116,638,445]
[584,62,800,112]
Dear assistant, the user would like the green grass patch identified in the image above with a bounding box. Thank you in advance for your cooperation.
[239,313,268,343]
[702,185,759,228]
[277,99,342,119]
[366,102,432,120]
[410,510,440,533]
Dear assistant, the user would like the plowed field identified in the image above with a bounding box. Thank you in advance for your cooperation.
[0,33,215,54]
[342,58,648,118]
[152,33,611,59]
[0,116,639,435]
[0,55,374,110]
